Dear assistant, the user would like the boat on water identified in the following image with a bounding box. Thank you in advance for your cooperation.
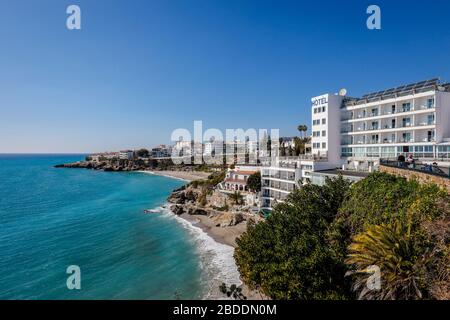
[144,209,160,214]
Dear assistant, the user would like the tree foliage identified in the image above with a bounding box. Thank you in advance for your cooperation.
[247,172,262,192]
[235,176,353,299]
[235,172,450,300]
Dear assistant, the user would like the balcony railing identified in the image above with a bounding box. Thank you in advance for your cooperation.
[380,159,450,179]
[343,105,436,121]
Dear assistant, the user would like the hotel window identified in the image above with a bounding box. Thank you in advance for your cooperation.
[341,147,352,157]
[427,98,435,109]
[367,147,379,157]
[381,146,396,158]
[402,132,412,142]
[402,118,411,127]
[322,106,326,112]
[322,130,326,137]
[371,121,379,130]
[371,108,378,116]
[322,118,326,125]
[371,134,379,144]
[314,108,317,114]
[322,142,326,149]
[437,146,450,158]
[427,114,435,125]
[402,103,411,112]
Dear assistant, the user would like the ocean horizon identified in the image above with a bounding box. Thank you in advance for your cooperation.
[0,154,239,299]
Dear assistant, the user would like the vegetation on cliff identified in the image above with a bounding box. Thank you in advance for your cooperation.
[234,172,450,300]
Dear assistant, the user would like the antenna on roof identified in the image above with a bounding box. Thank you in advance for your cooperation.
[339,88,347,96]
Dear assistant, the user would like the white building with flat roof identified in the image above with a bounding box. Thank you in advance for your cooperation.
[260,78,450,211]
[119,150,134,160]
[337,79,450,167]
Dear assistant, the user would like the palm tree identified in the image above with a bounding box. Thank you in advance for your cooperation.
[346,222,426,300]
[228,191,244,205]
[297,124,308,139]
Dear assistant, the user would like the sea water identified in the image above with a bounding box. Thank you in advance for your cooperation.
[0,154,240,299]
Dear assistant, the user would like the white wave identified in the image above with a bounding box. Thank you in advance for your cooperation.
[158,204,242,299]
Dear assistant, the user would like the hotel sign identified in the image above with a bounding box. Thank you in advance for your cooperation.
[311,96,328,106]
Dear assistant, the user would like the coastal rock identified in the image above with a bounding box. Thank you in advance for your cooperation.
[214,212,245,227]
[170,205,185,215]
[168,191,186,204]
[187,207,208,216]
[185,190,196,202]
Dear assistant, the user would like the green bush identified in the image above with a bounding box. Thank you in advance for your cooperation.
[235,175,353,300]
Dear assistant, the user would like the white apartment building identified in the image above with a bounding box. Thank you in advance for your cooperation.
[260,155,329,210]
[151,145,172,158]
[119,150,134,160]
[337,79,450,166]
[260,78,450,212]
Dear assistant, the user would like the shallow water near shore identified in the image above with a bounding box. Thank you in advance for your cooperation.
[0,154,239,299]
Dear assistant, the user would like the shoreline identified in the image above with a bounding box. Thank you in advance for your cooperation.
[162,205,264,300]
[178,212,247,248]
[138,170,211,182]
[143,169,265,300]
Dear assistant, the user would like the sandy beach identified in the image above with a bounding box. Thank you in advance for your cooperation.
[179,212,248,248]
[139,170,211,182]
[178,212,265,300]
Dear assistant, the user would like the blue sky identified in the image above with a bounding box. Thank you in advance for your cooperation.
[1,0,450,153]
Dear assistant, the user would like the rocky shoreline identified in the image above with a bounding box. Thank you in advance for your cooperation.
[54,159,152,172]
[166,180,266,300]
[168,185,246,237]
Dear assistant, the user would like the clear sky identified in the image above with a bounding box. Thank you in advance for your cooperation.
[1,0,450,153]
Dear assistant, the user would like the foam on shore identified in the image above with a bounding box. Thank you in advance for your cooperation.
[156,204,242,299]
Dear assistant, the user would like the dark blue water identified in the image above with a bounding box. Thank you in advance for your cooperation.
[0,154,208,299]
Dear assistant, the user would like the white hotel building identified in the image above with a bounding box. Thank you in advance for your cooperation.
[330,78,450,166]
[260,78,450,211]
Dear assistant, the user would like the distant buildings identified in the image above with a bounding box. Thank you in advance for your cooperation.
[223,167,259,192]
[151,145,172,159]
[119,150,134,160]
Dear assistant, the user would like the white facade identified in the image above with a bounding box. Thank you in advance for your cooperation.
[151,145,172,158]
[260,79,450,211]
[119,150,134,160]
[311,93,344,166]
[260,156,330,209]
[337,79,450,165]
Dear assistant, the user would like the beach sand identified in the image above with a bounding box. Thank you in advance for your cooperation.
[139,170,211,182]
[179,213,248,248]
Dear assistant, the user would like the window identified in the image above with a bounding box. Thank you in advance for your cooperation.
[427,98,435,109]
[402,118,411,127]
[402,103,411,112]
[322,142,326,149]
[402,132,411,142]
[341,147,352,157]
[322,118,326,125]
[427,114,435,125]
[367,147,379,157]
[371,108,379,116]
[322,106,326,112]
[322,130,326,137]
[314,108,317,114]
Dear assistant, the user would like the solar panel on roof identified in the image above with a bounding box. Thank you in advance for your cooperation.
[359,78,439,100]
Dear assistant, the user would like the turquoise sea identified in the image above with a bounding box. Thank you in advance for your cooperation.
[0,154,239,300]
